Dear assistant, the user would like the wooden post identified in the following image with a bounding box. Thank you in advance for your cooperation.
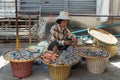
[28,14,32,45]
[15,0,20,50]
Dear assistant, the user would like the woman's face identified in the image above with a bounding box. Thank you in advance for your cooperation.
[60,20,68,27]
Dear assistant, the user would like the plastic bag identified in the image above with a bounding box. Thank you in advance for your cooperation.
[37,41,49,53]
[37,19,47,38]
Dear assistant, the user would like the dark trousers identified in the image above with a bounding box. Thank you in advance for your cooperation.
[47,40,69,50]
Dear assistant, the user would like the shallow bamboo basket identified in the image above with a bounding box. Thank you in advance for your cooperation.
[88,28,118,58]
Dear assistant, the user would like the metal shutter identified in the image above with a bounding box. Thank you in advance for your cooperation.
[68,0,96,15]
[19,0,96,16]
[0,0,15,18]
[40,0,96,15]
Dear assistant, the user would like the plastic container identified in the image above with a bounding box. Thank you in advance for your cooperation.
[3,49,39,78]
[10,61,33,78]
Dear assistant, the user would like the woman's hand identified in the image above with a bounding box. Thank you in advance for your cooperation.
[72,38,78,45]
[64,40,72,45]
[64,38,77,46]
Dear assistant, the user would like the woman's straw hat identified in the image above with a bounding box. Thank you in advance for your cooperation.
[56,11,70,20]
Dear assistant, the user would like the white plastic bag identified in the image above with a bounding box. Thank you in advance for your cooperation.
[37,19,47,38]
[37,41,49,53]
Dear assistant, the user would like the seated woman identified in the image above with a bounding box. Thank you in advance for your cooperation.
[47,11,77,54]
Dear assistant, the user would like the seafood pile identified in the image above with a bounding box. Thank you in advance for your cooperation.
[40,46,81,65]
[55,51,81,65]
[4,49,41,61]
[40,51,58,63]
[74,46,109,57]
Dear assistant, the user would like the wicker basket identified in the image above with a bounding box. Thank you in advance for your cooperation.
[48,64,71,80]
[10,61,33,78]
[75,46,109,73]
[88,28,118,58]
[98,42,117,58]
[3,49,38,78]
[86,56,109,73]
[88,28,118,45]
[41,59,71,80]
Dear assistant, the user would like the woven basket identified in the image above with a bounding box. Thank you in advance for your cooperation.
[75,46,109,73]
[88,28,118,45]
[88,28,118,58]
[41,59,71,80]
[3,49,39,62]
[48,64,71,80]
[10,61,33,78]
[98,41,117,58]
[3,49,37,78]
[86,56,109,73]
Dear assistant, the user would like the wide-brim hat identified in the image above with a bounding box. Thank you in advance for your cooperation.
[56,11,70,20]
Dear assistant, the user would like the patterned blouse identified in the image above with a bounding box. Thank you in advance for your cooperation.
[49,23,76,46]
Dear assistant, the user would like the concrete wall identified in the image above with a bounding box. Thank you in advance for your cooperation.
[43,16,120,35]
